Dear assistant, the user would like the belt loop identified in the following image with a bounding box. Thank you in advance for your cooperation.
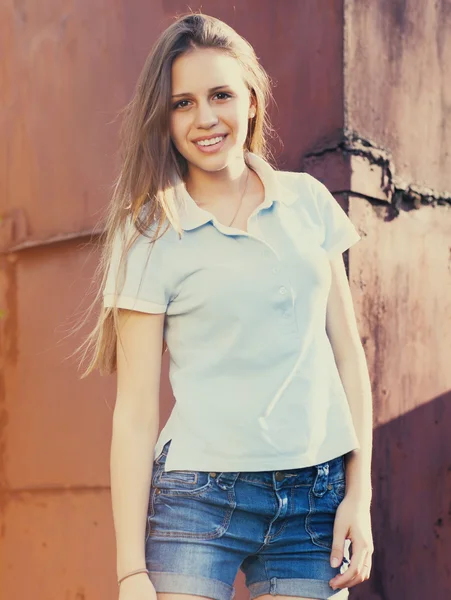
[215,472,240,490]
[312,463,329,497]
[155,440,171,466]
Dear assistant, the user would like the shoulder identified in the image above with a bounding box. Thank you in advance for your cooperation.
[276,169,327,195]
[273,168,329,215]
[109,213,179,278]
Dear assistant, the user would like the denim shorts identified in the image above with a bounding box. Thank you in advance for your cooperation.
[145,440,350,600]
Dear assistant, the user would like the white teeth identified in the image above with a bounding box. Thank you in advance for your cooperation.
[196,136,224,147]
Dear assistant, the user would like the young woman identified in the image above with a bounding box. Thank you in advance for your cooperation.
[80,12,373,600]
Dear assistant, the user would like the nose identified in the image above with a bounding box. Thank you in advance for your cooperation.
[194,99,218,129]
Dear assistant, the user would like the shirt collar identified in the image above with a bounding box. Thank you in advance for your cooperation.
[174,152,298,232]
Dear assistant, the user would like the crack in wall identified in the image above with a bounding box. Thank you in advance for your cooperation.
[305,130,451,216]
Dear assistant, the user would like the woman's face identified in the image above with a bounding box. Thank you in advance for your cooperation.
[169,48,256,174]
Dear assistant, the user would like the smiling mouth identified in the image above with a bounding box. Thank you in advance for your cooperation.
[193,134,227,147]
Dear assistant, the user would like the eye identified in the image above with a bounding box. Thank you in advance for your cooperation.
[214,92,232,100]
[172,92,232,110]
[172,99,190,110]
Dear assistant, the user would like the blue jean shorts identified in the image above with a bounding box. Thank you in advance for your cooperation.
[145,440,350,600]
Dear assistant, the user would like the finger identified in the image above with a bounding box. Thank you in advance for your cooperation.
[352,556,372,586]
[358,563,372,584]
[346,551,371,589]
[336,549,369,589]
[330,545,368,589]
[330,522,347,569]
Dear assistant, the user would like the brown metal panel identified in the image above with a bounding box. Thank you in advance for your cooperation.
[0,491,116,599]
[0,0,168,246]
[366,390,451,600]
[0,236,173,490]
[345,0,451,191]
[348,197,451,598]
[350,199,451,425]
[2,240,113,489]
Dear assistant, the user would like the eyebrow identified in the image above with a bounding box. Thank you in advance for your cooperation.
[171,85,231,99]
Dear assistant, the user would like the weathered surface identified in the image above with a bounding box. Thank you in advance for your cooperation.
[345,0,451,192]
[342,2,451,597]
[0,489,117,598]
[347,196,451,599]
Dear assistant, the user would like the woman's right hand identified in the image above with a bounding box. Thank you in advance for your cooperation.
[118,572,157,600]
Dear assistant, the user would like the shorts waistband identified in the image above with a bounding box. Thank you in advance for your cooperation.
[156,439,345,491]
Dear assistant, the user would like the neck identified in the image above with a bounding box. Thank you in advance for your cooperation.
[184,153,249,208]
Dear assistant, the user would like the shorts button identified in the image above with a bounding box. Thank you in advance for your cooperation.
[155,488,161,494]
[327,484,333,490]
[210,472,217,478]
[275,471,285,482]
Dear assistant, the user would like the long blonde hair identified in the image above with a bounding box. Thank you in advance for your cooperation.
[73,11,277,378]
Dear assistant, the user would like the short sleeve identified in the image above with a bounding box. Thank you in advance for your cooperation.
[309,176,361,258]
[102,219,170,314]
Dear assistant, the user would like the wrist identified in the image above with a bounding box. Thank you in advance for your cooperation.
[344,485,372,508]
[344,451,372,504]
[117,567,149,586]
[117,558,147,577]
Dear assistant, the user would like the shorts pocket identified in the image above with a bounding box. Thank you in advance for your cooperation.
[153,467,212,495]
[148,474,236,540]
[305,478,346,550]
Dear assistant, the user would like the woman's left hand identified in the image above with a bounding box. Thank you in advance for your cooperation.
[328,494,374,591]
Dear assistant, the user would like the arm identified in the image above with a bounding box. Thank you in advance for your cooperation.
[325,254,374,590]
[326,255,373,503]
[110,308,165,582]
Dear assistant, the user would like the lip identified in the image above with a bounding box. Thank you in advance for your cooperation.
[192,134,228,154]
[191,133,228,143]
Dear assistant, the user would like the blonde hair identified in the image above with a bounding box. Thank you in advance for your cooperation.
[72,11,277,378]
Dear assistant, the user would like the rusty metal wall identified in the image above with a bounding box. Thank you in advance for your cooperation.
[348,199,451,600]
[1,1,450,599]
[343,2,451,598]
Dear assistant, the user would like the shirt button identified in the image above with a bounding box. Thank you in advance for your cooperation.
[279,286,287,295]
[272,266,279,274]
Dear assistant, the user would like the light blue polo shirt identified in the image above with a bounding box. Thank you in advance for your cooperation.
[103,152,361,472]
